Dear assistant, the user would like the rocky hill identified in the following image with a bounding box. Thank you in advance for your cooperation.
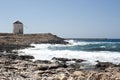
[0,33,67,52]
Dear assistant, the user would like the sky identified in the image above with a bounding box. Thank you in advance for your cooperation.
[0,0,120,38]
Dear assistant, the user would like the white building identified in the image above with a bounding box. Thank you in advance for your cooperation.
[13,21,23,34]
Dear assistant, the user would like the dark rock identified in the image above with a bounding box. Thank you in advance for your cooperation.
[20,74,29,78]
[114,64,120,67]
[52,57,71,63]
[34,60,51,64]
[0,53,34,61]
[71,58,86,63]
[4,54,18,60]
[0,53,18,60]
[51,61,68,69]
[52,57,86,64]
[0,44,31,53]
[36,65,49,70]
[4,66,18,70]
[17,55,34,60]
[69,63,81,69]
[95,60,115,70]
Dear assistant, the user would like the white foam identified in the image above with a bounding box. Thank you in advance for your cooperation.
[18,43,120,65]
[65,40,120,46]
[65,40,90,45]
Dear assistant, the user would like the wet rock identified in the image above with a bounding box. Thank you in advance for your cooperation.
[69,63,81,69]
[0,53,18,60]
[0,44,31,53]
[95,60,115,70]
[71,58,86,63]
[0,53,34,61]
[17,55,34,60]
[52,57,86,63]
[52,57,71,63]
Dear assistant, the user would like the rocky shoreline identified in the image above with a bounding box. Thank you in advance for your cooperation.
[0,33,120,80]
[0,53,120,80]
[0,33,67,52]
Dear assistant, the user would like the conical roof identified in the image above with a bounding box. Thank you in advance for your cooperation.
[13,21,23,24]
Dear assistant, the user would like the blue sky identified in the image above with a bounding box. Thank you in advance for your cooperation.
[0,0,120,38]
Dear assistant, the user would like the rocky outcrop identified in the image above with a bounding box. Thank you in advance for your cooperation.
[0,44,32,52]
[0,53,34,60]
[0,33,67,52]
[95,60,120,70]
[0,53,120,80]
[52,57,86,63]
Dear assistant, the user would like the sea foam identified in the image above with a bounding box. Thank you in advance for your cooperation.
[18,40,120,65]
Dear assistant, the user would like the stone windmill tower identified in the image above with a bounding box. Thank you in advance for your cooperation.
[13,21,24,34]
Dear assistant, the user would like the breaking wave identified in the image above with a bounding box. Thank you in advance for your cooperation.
[18,39,120,65]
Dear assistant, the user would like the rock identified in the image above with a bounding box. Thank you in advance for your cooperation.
[4,66,19,70]
[71,58,86,63]
[95,60,115,70]
[105,67,120,73]
[49,61,68,69]
[69,63,81,69]
[60,75,67,80]
[34,61,68,71]
[54,73,68,80]
[0,50,120,80]
[72,71,85,77]
[52,57,86,64]
[2,53,18,60]
[34,60,51,64]
[20,74,29,78]
[52,57,71,63]
[0,53,34,61]
[0,43,31,53]
[17,55,34,60]
[36,64,49,70]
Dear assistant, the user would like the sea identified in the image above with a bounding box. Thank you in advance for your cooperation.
[19,39,120,65]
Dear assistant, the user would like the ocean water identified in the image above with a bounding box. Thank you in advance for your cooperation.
[19,39,120,65]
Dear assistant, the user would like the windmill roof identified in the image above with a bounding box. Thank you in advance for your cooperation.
[13,21,23,24]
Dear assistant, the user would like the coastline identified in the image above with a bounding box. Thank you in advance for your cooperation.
[0,33,67,52]
[0,33,120,80]
[0,53,120,80]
